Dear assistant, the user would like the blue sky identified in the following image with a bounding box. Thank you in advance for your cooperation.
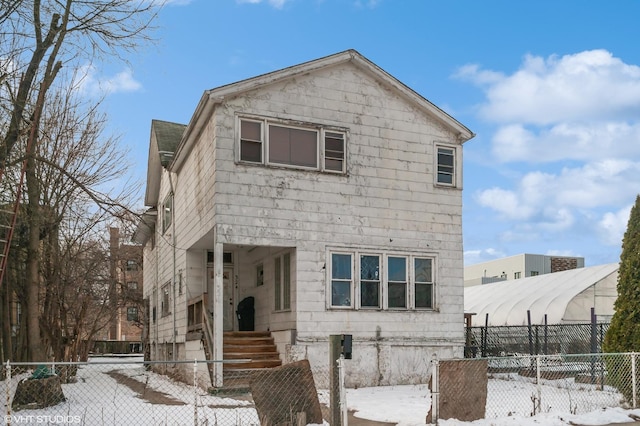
[88,0,640,267]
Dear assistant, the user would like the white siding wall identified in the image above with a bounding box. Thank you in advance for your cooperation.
[152,62,467,385]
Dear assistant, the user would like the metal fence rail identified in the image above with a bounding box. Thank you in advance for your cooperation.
[2,358,339,425]
[467,323,610,357]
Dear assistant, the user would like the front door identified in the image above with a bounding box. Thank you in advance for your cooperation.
[223,266,235,331]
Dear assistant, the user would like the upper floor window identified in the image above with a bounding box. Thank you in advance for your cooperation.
[127,306,139,322]
[126,260,138,271]
[162,193,173,234]
[239,117,346,173]
[436,146,455,186]
[127,281,138,290]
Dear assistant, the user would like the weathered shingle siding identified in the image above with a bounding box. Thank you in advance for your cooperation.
[165,62,464,345]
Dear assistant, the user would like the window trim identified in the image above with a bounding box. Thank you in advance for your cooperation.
[328,249,437,311]
[238,115,347,174]
[414,257,434,309]
[387,255,408,309]
[435,144,458,187]
[359,253,381,309]
[330,252,354,309]
[127,306,139,322]
[125,260,138,271]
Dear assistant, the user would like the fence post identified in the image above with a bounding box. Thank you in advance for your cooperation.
[535,355,541,415]
[5,360,11,421]
[431,354,439,425]
[329,335,343,426]
[193,359,198,426]
[633,353,637,409]
[338,355,348,426]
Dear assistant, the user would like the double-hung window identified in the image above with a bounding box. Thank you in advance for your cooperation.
[331,253,353,307]
[127,306,139,322]
[436,146,455,186]
[240,120,263,163]
[324,132,345,172]
[329,250,436,310]
[414,258,434,309]
[239,117,346,173]
[360,255,380,308]
[387,256,407,309]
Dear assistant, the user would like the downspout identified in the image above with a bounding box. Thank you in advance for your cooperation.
[168,171,177,362]
[155,237,159,361]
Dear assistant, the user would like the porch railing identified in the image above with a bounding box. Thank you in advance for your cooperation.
[187,294,208,332]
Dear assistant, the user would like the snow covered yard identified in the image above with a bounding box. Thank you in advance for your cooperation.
[2,356,640,425]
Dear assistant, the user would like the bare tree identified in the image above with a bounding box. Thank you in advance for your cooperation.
[0,0,160,362]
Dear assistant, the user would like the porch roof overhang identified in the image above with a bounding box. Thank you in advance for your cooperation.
[132,208,157,245]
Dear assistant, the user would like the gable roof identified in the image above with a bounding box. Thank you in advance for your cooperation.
[144,119,186,206]
[464,263,619,326]
[171,49,475,171]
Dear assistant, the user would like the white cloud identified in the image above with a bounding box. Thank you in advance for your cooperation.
[75,65,142,97]
[598,204,632,246]
[492,121,640,163]
[458,50,640,125]
[475,161,640,225]
[462,49,640,256]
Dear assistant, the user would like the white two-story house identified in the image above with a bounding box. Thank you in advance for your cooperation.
[134,50,474,388]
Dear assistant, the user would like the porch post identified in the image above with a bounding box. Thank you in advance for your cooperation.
[212,237,224,387]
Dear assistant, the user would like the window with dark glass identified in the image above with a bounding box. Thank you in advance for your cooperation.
[325,132,345,172]
[387,256,407,308]
[437,147,455,185]
[127,306,139,322]
[240,120,262,163]
[414,258,433,309]
[331,253,352,307]
[360,255,380,308]
[126,260,138,271]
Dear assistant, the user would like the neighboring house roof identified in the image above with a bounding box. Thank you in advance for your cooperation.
[170,49,475,171]
[464,263,619,326]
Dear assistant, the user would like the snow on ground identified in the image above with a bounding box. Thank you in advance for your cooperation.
[3,356,640,425]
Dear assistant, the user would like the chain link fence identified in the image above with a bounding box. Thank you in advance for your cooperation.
[467,323,609,357]
[1,357,341,425]
[3,352,640,425]
[433,353,639,423]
